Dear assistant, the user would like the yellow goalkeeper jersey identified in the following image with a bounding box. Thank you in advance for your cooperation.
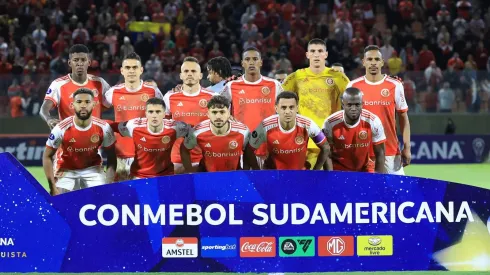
[282,67,350,149]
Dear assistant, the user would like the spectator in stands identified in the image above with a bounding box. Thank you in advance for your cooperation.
[424,61,443,89]
[438,82,455,112]
[418,44,435,70]
[387,51,403,76]
[447,52,464,71]
[144,54,162,80]
[400,41,418,71]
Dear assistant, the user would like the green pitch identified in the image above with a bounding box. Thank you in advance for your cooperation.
[25,164,490,191]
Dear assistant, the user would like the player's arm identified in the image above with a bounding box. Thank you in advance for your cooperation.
[335,73,350,110]
[162,92,172,119]
[373,143,386,173]
[248,123,267,169]
[111,119,136,137]
[41,85,62,129]
[100,78,112,112]
[395,81,411,166]
[242,129,260,170]
[102,124,118,183]
[371,114,387,173]
[281,72,296,93]
[44,128,63,195]
[321,119,334,171]
[181,127,198,173]
[309,121,331,170]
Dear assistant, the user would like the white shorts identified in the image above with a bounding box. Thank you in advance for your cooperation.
[173,162,200,171]
[56,166,106,192]
[116,157,134,181]
[385,155,405,175]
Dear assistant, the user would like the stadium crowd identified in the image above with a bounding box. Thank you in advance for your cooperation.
[1,0,490,118]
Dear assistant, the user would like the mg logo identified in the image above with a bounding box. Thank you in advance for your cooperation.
[327,237,345,255]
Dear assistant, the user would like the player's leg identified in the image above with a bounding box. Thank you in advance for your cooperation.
[384,155,405,175]
[115,157,133,182]
[55,170,79,193]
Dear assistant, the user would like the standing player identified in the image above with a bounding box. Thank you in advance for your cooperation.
[40,44,110,129]
[323,87,386,173]
[249,92,331,170]
[103,52,164,181]
[43,88,117,196]
[220,47,283,166]
[181,95,259,172]
[206,57,233,93]
[163,57,215,174]
[330,63,345,74]
[112,98,190,179]
[282,39,350,169]
[347,45,411,175]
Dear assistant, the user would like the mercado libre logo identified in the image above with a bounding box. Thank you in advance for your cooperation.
[356,235,393,256]
[0,237,27,259]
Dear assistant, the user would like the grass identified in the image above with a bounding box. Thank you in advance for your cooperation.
[25,164,490,191]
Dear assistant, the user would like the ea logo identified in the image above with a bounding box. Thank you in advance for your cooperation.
[141,94,149,102]
[295,136,304,145]
[261,86,271,96]
[90,134,100,143]
[325,78,334,86]
[199,99,208,108]
[358,130,368,140]
[161,136,171,144]
[229,140,238,149]
[380,89,390,97]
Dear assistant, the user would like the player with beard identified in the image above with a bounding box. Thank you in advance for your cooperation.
[163,57,215,174]
[112,98,191,179]
[181,95,259,172]
[281,39,349,169]
[249,92,331,170]
[43,88,117,195]
[220,47,283,168]
[347,45,411,175]
[323,87,386,173]
[103,52,164,181]
[41,44,110,129]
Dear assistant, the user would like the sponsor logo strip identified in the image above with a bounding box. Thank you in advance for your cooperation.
[356,235,393,256]
[279,236,315,257]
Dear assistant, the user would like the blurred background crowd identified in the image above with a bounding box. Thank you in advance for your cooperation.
[1,0,490,118]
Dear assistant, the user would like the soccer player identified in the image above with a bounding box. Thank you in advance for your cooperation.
[323,87,386,173]
[282,39,350,169]
[220,47,283,166]
[40,44,110,129]
[249,91,331,170]
[274,69,288,83]
[206,56,233,93]
[163,56,215,174]
[112,97,190,179]
[103,52,164,181]
[181,95,259,172]
[347,45,411,175]
[330,63,345,74]
[43,88,117,196]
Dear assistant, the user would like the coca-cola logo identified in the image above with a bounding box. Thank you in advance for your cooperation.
[241,241,273,253]
[239,237,276,257]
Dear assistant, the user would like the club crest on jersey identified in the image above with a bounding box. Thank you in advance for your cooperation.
[358,130,368,140]
[161,136,171,144]
[90,134,100,143]
[69,102,74,109]
[295,135,304,145]
[92,89,99,97]
[381,89,390,97]
[325,78,334,86]
[229,140,238,149]
[261,86,271,96]
[141,94,149,102]
[199,99,208,108]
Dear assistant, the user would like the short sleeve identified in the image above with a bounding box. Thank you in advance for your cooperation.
[102,123,116,148]
[118,118,137,137]
[242,127,251,149]
[220,82,233,101]
[103,87,114,108]
[394,81,409,112]
[162,92,172,116]
[183,128,197,149]
[274,80,283,98]
[44,82,61,106]
[281,72,296,92]
[154,87,164,99]
[337,72,350,93]
[370,115,386,145]
[249,122,267,149]
[101,78,111,94]
[308,120,326,145]
[175,121,191,138]
[46,126,63,149]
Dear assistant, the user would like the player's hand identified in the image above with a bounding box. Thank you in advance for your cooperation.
[50,187,60,196]
[401,146,411,167]
[47,118,60,129]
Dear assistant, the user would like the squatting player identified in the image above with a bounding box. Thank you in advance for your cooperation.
[347,45,411,175]
[181,95,259,172]
[112,98,190,179]
[41,44,110,129]
[163,57,215,173]
[220,47,283,166]
[103,52,163,181]
[43,88,117,196]
[282,39,349,169]
[249,91,331,170]
[323,87,386,173]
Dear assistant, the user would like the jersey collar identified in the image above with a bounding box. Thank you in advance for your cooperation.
[242,75,263,85]
[363,74,387,85]
[125,81,143,92]
[72,116,93,131]
[182,85,202,97]
[68,74,89,86]
[342,111,361,129]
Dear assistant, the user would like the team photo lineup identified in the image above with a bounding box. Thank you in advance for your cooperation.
[41,39,412,196]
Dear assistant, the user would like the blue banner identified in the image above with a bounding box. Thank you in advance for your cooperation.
[0,152,489,272]
[0,135,46,166]
[406,135,490,164]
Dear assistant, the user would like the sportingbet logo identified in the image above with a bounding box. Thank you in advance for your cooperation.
[0,141,45,162]
[238,98,272,105]
[116,105,146,112]
[272,147,303,154]
[67,146,98,153]
[162,237,198,258]
[204,151,240,158]
[344,143,369,149]
[201,237,237,258]
[173,111,207,118]
[240,237,276,257]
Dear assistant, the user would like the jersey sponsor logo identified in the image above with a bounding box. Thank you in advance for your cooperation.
[90,134,100,143]
[380,88,390,97]
[295,135,305,145]
[358,130,368,140]
[205,143,211,148]
[318,236,354,256]
[344,143,369,149]
[67,145,98,152]
[173,111,207,118]
[239,237,276,258]
[229,140,238,149]
[279,237,315,257]
[161,136,171,144]
[177,102,184,107]
[339,135,345,140]
[272,147,304,154]
[199,99,208,108]
[356,235,393,256]
[325,78,334,86]
[69,138,76,143]
[137,144,142,149]
[162,237,198,258]
[261,86,271,96]
[116,105,146,112]
[238,98,272,105]
[143,146,169,152]
[204,151,240,158]
[364,100,391,106]
[200,237,237,258]
[140,137,146,142]
[141,94,149,102]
